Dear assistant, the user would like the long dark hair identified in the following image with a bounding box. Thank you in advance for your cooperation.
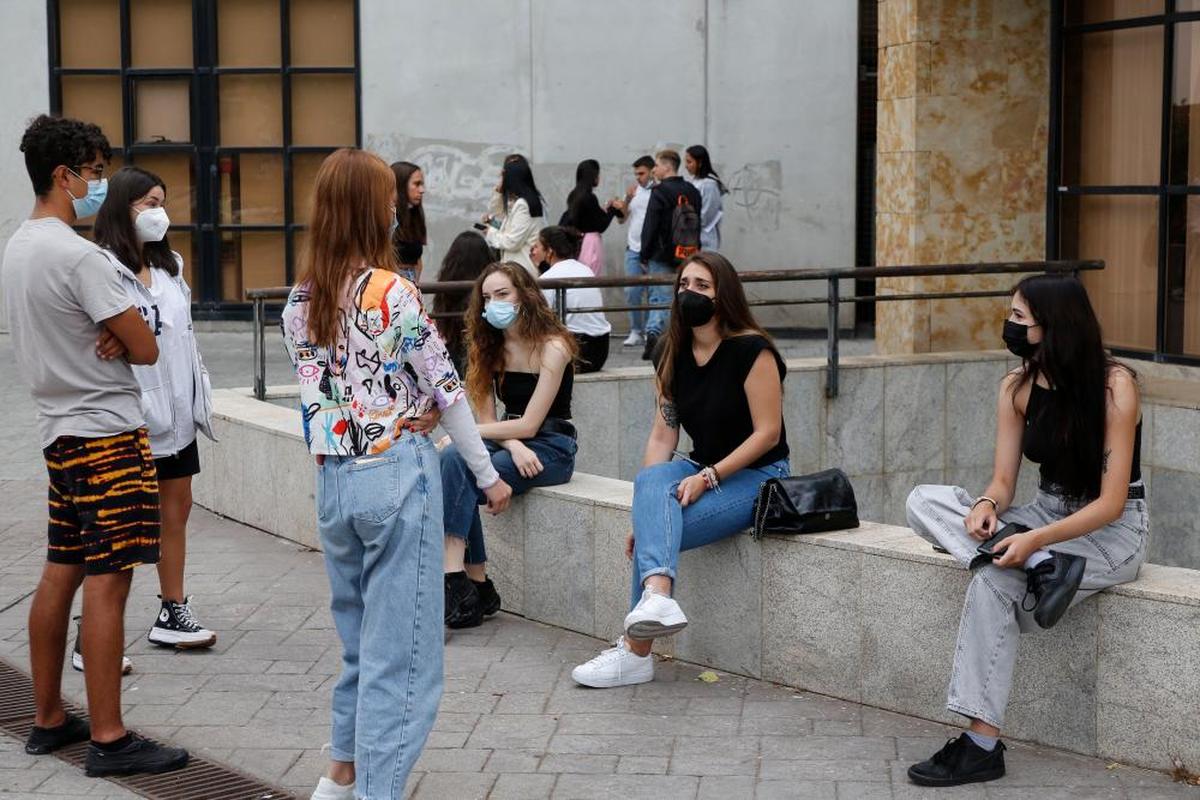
[656,252,777,402]
[390,160,426,246]
[434,231,496,357]
[564,159,600,226]
[1011,274,1134,499]
[538,225,583,261]
[499,154,544,217]
[463,262,576,407]
[93,166,179,276]
[686,144,727,195]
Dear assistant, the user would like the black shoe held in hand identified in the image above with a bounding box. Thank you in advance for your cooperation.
[908,733,1006,787]
[1023,551,1086,629]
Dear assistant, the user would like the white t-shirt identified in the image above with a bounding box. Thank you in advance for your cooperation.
[625,182,653,252]
[540,259,612,337]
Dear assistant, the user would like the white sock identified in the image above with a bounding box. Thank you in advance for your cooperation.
[1024,550,1052,570]
[966,730,998,751]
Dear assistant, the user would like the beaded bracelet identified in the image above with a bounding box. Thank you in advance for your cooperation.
[701,466,722,492]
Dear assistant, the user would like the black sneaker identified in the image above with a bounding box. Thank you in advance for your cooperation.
[641,333,659,362]
[908,733,1006,787]
[148,596,217,649]
[25,713,89,755]
[473,577,502,617]
[71,616,133,675]
[1023,551,1086,629]
[445,571,482,629]
[84,733,189,777]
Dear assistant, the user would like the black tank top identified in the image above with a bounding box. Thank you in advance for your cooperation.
[671,334,789,469]
[1022,382,1141,490]
[496,369,573,421]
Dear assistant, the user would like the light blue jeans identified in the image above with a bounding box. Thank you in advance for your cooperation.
[624,248,647,333]
[316,432,443,800]
[630,457,790,608]
[642,259,676,337]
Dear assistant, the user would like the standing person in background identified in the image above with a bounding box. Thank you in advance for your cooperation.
[639,149,702,361]
[281,148,510,800]
[4,114,188,777]
[390,161,426,282]
[559,158,623,276]
[685,145,727,252]
[483,154,545,276]
[612,155,656,348]
[434,230,497,378]
[530,225,612,372]
[94,166,218,657]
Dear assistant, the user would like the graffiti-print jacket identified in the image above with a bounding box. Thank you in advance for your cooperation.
[280,268,465,456]
[107,250,216,458]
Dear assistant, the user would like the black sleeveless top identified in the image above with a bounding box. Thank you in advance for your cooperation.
[496,368,574,421]
[672,334,789,469]
[1022,382,1141,491]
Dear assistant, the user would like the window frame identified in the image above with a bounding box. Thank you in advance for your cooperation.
[46,0,362,318]
[1049,0,1200,364]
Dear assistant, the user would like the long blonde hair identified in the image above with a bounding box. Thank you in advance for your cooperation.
[297,148,398,348]
[463,262,577,407]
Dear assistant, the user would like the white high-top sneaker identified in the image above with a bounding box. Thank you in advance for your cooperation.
[623,588,688,639]
[310,775,356,800]
[622,329,645,347]
[571,637,654,689]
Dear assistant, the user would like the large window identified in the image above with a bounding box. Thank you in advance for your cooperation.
[49,0,360,316]
[1053,0,1200,362]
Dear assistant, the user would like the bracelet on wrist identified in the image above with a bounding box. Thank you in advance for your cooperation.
[972,495,998,511]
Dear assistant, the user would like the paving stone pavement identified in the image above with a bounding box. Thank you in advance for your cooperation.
[1,333,1197,799]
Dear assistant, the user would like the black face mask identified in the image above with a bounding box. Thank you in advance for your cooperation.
[677,290,716,327]
[536,260,551,276]
[1002,320,1038,358]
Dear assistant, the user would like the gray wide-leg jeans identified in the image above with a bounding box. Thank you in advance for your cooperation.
[905,483,1148,729]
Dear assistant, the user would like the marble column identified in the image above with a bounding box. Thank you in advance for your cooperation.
[875,0,1048,353]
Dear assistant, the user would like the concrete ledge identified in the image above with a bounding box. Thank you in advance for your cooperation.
[195,387,1200,773]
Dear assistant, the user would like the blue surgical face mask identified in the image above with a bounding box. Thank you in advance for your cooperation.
[66,169,107,218]
[483,300,519,330]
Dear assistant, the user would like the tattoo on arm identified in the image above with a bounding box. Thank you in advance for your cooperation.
[1102,448,1111,474]
[661,400,679,429]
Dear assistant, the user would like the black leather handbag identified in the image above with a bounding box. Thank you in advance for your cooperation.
[752,468,860,540]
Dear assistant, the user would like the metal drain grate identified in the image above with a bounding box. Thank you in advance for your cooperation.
[0,658,298,799]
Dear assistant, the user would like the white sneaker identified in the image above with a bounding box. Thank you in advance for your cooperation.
[70,647,133,676]
[311,776,356,800]
[571,637,654,689]
[623,330,645,347]
[623,588,688,639]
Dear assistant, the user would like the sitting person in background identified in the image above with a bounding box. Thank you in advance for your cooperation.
[530,225,611,373]
[433,230,496,378]
[904,274,1146,788]
[440,262,578,628]
[571,252,789,689]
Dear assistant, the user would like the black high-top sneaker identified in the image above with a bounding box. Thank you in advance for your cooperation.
[908,733,1006,786]
[147,596,217,649]
[1023,551,1086,629]
[71,616,133,675]
[473,576,502,618]
[445,571,482,629]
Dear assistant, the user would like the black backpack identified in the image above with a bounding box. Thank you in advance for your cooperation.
[669,193,701,263]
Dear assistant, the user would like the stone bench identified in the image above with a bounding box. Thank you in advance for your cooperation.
[194,389,1200,773]
[478,473,1200,774]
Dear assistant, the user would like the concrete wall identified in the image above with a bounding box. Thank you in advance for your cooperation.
[360,0,859,327]
[0,1,49,331]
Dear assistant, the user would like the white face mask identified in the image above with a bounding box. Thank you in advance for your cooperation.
[134,206,170,243]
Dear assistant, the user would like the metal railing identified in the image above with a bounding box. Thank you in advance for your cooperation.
[247,260,1102,401]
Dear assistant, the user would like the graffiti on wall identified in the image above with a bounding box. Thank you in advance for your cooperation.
[726,160,782,232]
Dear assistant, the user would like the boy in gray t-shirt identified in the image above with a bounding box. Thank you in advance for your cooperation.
[2,115,187,776]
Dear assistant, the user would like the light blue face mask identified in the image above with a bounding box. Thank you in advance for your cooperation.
[66,169,107,219]
[483,300,519,330]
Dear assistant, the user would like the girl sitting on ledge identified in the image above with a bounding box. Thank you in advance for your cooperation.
[904,274,1146,787]
[572,251,790,688]
[440,262,579,629]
